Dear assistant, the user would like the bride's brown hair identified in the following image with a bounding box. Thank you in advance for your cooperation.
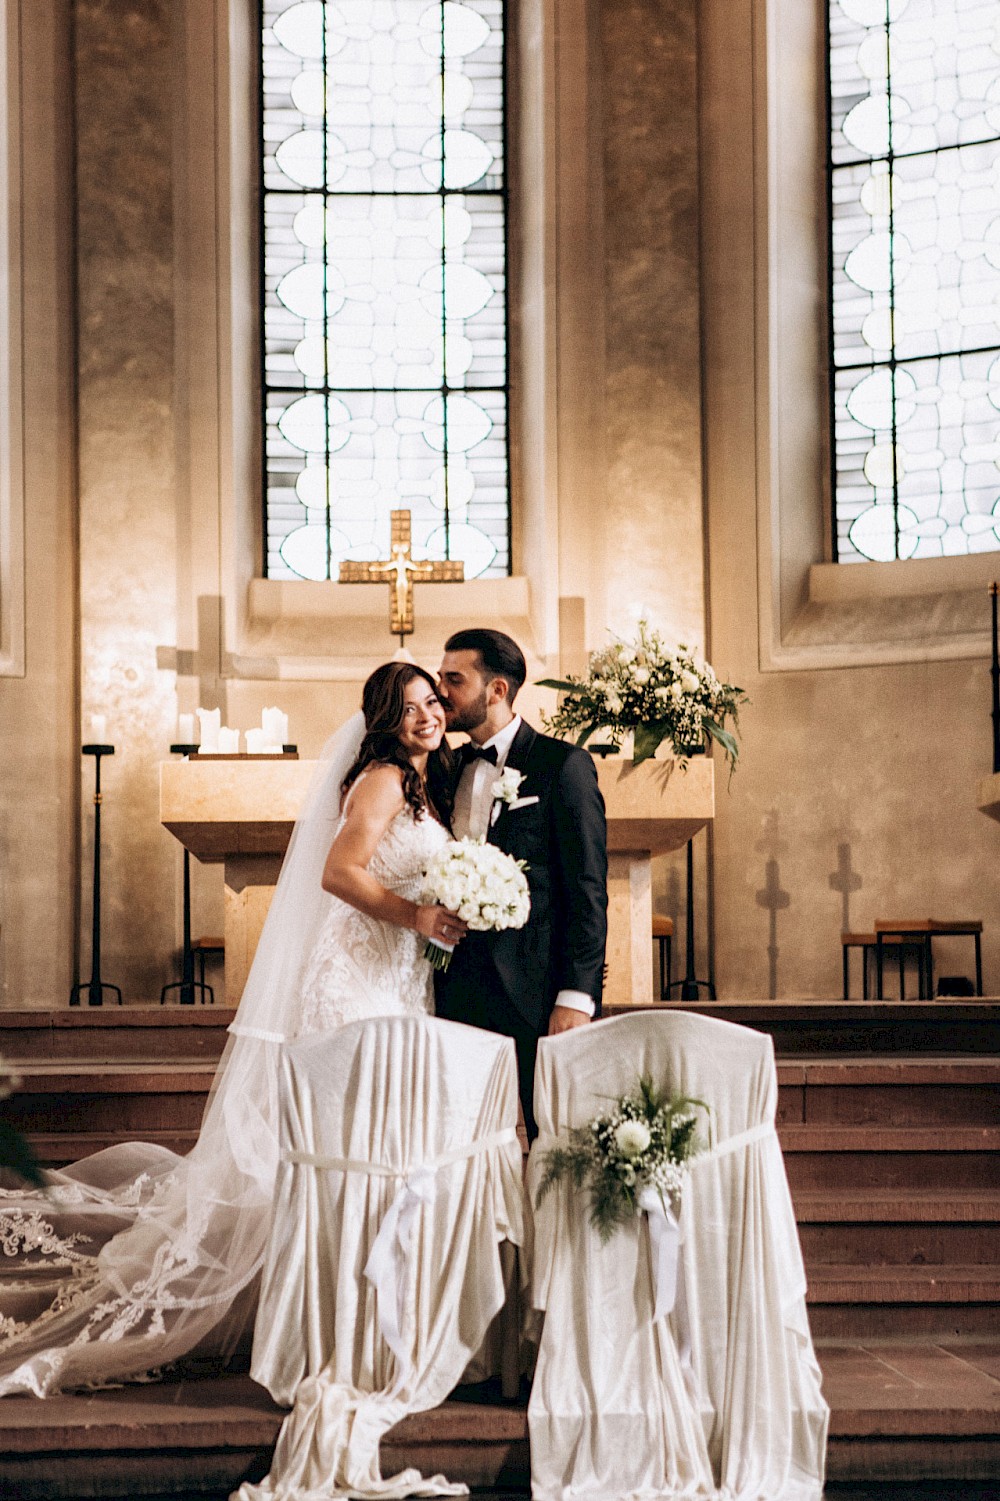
[342,661,454,825]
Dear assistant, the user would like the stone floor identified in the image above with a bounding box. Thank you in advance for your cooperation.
[1,1342,998,1498]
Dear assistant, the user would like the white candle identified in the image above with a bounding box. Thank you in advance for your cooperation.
[90,714,107,744]
[197,707,221,752]
[261,706,285,752]
[218,727,241,754]
[280,711,289,746]
[245,727,266,755]
[178,712,195,745]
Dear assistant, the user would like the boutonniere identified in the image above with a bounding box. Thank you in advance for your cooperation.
[491,767,524,806]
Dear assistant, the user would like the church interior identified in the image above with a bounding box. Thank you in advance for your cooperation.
[1,0,999,1494]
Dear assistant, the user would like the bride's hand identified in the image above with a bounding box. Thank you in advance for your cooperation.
[415,904,468,946]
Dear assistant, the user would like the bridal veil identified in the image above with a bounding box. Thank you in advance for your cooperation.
[0,713,366,1395]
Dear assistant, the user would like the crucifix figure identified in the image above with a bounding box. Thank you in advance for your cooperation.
[339,509,465,645]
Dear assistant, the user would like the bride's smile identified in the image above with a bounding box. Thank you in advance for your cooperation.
[397,680,447,760]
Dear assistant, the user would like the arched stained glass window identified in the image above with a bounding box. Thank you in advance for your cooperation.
[261,1,509,581]
[828,0,1000,562]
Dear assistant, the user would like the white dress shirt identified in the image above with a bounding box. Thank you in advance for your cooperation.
[451,716,594,1018]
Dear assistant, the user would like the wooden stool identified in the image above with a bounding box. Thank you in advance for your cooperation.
[652,915,674,1000]
[842,931,909,1000]
[874,920,983,999]
[191,936,224,1003]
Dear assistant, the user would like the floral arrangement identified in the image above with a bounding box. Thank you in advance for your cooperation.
[535,1076,708,1241]
[0,1053,44,1187]
[538,620,747,768]
[421,837,531,972]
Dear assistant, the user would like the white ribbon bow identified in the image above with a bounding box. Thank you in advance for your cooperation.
[637,1186,683,1323]
[362,1165,439,1394]
[281,1125,517,1397]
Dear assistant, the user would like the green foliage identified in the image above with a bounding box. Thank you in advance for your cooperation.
[535,1075,711,1243]
[536,622,747,773]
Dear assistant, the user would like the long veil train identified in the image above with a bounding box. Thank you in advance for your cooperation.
[0,713,366,1396]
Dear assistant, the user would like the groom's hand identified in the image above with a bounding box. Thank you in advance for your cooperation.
[548,1004,590,1036]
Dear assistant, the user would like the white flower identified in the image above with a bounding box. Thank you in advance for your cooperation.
[606,692,623,714]
[654,685,670,702]
[670,682,684,702]
[680,670,700,695]
[614,1119,651,1159]
[632,667,650,685]
[491,767,524,805]
[618,1163,636,1186]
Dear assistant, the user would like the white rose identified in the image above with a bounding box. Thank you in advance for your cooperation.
[680,670,700,695]
[614,1119,651,1159]
[632,667,650,685]
[670,682,684,702]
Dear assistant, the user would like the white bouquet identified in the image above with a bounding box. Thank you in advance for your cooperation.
[538,619,747,768]
[536,1076,709,1241]
[420,837,531,972]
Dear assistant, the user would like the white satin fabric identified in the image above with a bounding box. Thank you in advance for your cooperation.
[240,1015,525,1501]
[526,1011,828,1501]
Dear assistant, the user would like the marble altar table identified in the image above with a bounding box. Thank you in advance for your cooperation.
[160,755,715,1006]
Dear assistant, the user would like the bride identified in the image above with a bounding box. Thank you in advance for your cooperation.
[0,660,465,1396]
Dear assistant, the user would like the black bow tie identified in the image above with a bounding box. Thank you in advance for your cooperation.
[459,742,499,768]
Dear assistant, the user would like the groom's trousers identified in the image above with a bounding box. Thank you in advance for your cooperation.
[435,944,542,1141]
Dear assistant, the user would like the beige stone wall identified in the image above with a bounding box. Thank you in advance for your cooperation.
[699,0,1000,998]
[0,0,78,1009]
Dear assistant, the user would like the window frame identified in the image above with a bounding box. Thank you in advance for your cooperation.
[257,0,515,586]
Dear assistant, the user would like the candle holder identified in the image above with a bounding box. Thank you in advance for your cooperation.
[665,833,717,1004]
[70,745,123,1007]
[160,744,214,1006]
[984,579,990,774]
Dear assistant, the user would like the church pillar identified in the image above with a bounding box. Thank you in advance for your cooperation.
[74,0,180,1000]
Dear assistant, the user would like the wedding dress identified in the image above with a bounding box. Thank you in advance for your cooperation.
[0,714,447,1397]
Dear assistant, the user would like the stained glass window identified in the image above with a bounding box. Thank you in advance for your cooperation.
[261,0,509,581]
[828,0,1000,562]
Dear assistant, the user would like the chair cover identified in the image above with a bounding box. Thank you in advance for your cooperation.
[239,1015,525,1501]
[526,1011,828,1501]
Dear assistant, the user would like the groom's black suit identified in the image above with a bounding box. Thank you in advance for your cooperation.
[434,720,608,1136]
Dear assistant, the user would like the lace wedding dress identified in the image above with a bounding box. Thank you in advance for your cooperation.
[0,717,448,1397]
[299,801,448,1034]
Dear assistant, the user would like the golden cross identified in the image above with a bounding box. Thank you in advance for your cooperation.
[339,509,464,643]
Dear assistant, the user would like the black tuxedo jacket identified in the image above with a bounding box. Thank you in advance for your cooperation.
[434,720,608,1036]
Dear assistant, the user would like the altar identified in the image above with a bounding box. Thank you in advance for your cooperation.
[160,755,715,1006]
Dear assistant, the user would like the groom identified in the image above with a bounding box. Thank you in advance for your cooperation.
[435,628,608,1138]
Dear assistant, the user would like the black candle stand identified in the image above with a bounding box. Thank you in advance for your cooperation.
[160,743,214,1006]
[70,745,123,1007]
[666,834,717,1003]
[984,579,990,774]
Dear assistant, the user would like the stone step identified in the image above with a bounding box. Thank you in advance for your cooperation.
[5,1061,217,1135]
[4,1004,1000,1063]
[794,1190,1000,1268]
[12,1058,1000,1166]
[780,1125,1000,1191]
[609,1000,1000,1055]
[807,1266,1000,1338]
[29,1129,200,1166]
[0,1008,235,1062]
[0,1343,998,1494]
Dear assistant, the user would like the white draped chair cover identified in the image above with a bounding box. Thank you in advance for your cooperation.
[526,1011,829,1501]
[239,1015,525,1501]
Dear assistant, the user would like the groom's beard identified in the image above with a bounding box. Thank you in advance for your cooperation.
[443,688,490,736]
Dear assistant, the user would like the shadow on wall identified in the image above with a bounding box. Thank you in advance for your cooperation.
[828,839,863,935]
[755,810,790,1000]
